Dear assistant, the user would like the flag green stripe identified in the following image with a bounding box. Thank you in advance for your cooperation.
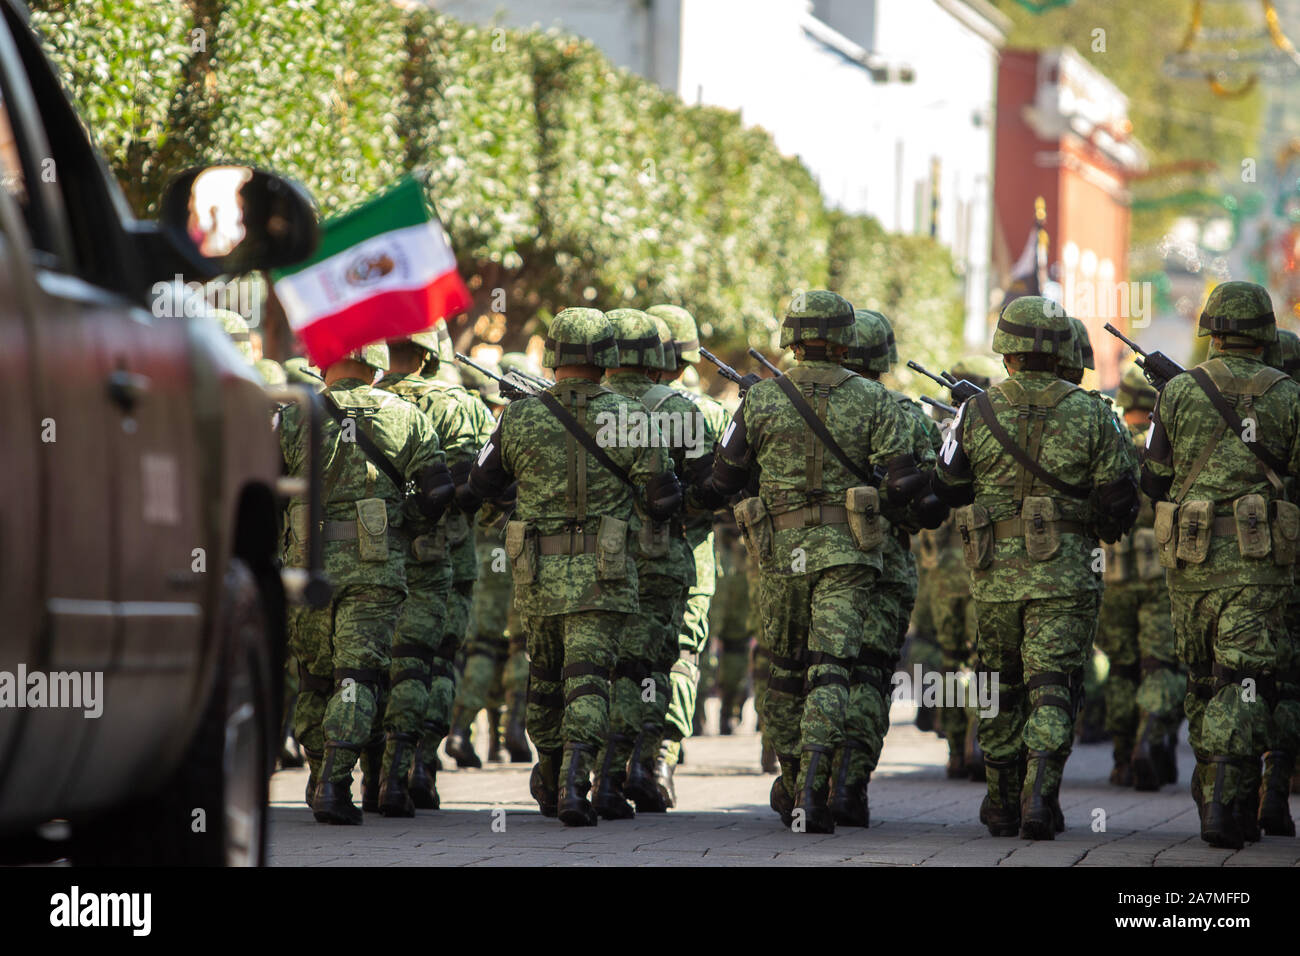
[273,176,429,279]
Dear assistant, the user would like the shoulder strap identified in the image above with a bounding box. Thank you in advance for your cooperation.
[641,383,676,412]
[322,392,408,492]
[537,390,634,488]
[774,374,875,485]
[971,390,1091,500]
[1187,365,1290,481]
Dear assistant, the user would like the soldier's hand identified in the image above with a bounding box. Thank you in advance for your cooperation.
[417,463,456,522]
[646,470,683,521]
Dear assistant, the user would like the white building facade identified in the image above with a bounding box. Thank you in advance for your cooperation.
[431,0,1008,342]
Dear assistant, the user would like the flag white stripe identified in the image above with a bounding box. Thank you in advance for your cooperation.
[276,221,456,329]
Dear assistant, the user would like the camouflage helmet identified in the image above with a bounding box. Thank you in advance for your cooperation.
[647,312,678,372]
[876,311,898,365]
[283,356,324,386]
[406,318,456,365]
[210,308,253,362]
[949,356,1001,391]
[1116,363,1157,413]
[647,304,700,364]
[679,364,701,392]
[543,307,619,369]
[255,358,286,386]
[844,309,891,375]
[1266,327,1300,382]
[991,296,1072,359]
[606,308,667,370]
[1198,281,1276,345]
[1061,316,1095,372]
[341,342,389,372]
[779,290,857,349]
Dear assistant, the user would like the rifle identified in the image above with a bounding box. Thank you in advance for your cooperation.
[907,361,984,404]
[919,395,958,417]
[1104,323,1184,391]
[455,352,538,400]
[700,347,763,393]
[747,347,782,377]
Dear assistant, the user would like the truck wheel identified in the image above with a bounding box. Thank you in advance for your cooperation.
[74,558,274,865]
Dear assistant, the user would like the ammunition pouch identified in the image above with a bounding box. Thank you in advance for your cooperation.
[638,518,671,559]
[955,503,992,570]
[733,495,774,569]
[1020,495,1062,562]
[355,498,389,562]
[504,519,537,585]
[596,515,630,580]
[1233,493,1271,560]
[1174,500,1213,565]
[1271,499,1300,566]
[410,528,447,564]
[1154,500,1179,569]
[845,485,884,553]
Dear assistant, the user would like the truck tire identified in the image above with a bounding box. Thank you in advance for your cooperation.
[74,558,274,865]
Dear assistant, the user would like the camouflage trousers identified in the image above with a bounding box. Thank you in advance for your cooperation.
[383,559,451,781]
[974,591,1099,810]
[931,585,978,753]
[1171,585,1285,805]
[663,586,711,766]
[422,578,473,753]
[1096,578,1183,763]
[1268,590,1300,757]
[455,557,518,726]
[602,574,685,774]
[760,563,876,795]
[523,609,624,781]
[289,583,404,783]
[710,563,753,729]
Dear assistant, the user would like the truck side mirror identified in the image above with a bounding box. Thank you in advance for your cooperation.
[158,165,318,277]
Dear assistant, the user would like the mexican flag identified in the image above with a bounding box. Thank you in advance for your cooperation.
[272,177,471,369]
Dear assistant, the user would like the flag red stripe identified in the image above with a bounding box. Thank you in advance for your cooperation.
[296,272,471,369]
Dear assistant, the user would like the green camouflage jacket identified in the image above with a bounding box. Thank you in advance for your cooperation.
[1142,349,1300,590]
[673,382,728,595]
[937,370,1138,601]
[716,360,913,576]
[279,377,444,591]
[468,377,671,615]
[878,391,940,591]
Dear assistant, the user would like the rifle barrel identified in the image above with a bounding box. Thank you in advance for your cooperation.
[1103,322,1146,356]
[919,395,957,416]
[906,360,949,388]
[455,351,508,386]
[747,347,781,376]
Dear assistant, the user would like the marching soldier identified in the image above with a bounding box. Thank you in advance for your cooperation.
[1142,282,1300,848]
[467,308,681,826]
[935,296,1139,840]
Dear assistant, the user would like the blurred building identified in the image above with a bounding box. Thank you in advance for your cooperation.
[430,0,1009,343]
[994,47,1146,388]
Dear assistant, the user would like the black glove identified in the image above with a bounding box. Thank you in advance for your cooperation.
[882,454,927,505]
[912,491,950,530]
[417,463,455,523]
[448,460,479,514]
[685,451,715,487]
[693,474,729,511]
[646,470,683,521]
[493,481,518,510]
[737,373,763,394]
[1093,475,1140,544]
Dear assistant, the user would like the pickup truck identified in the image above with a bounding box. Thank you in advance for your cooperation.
[0,0,324,865]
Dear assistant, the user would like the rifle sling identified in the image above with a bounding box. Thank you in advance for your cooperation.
[774,374,875,485]
[538,391,635,489]
[971,391,1091,500]
[1187,366,1290,482]
[322,393,408,493]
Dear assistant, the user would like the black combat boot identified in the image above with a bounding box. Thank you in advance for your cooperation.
[378,732,418,818]
[1109,735,1134,787]
[592,735,635,821]
[312,742,364,826]
[964,715,986,782]
[979,755,1022,837]
[760,740,778,775]
[770,753,798,826]
[487,708,505,764]
[361,739,384,813]
[530,747,562,817]
[1258,751,1296,837]
[1020,750,1064,841]
[946,738,967,779]
[654,740,677,809]
[1161,729,1179,785]
[624,726,668,813]
[1236,756,1262,844]
[504,703,532,763]
[557,742,598,827]
[408,736,440,810]
[828,742,869,828]
[302,746,323,806]
[1200,756,1244,849]
[1131,724,1166,792]
[444,711,481,769]
[793,746,835,833]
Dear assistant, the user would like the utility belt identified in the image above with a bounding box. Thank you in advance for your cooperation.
[954,496,1086,570]
[1153,495,1300,568]
[406,511,470,564]
[733,486,882,571]
[503,516,631,585]
[292,498,392,563]
[1102,527,1163,583]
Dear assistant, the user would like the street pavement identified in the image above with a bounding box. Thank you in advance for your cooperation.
[268,701,1300,867]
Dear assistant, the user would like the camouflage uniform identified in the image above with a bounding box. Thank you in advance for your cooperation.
[704,291,926,833]
[1142,283,1300,848]
[936,297,1139,840]
[830,309,946,826]
[591,309,697,817]
[649,305,730,800]
[468,308,679,826]
[709,513,753,733]
[1096,366,1183,791]
[280,343,453,824]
